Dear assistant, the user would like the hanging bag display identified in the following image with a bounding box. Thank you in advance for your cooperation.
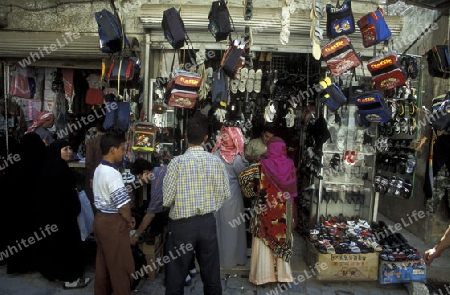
[326,0,355,38]
[162,7,188,49]
[107,56,141,87]
[94,8,130,54]
[357,8,391,48]
[367,53,406,90]
[132,123,156,152]
[208,0,233,42]
[318,77,347,112]
[354,90,391,123]
[321,36,360,76]
[165,70,202,109]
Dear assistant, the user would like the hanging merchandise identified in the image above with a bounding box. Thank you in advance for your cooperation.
[165,70,202,109]
[220,40,246,79]
[10,67,31,99]
[132,123,156,153]
[103,95,131,132]
[325,0,355,38]
[429,92,450,133]
[354,90,391,123]
[94,8,129,54]
[208,0,233,42]
[162,7,188,49]
[321,36,360,76]
[367,53,406,91]
[211,68,229,106]
[357,8,391,48]
[425,45,450,79]
[107,56,141,87]
[318,77,347,112]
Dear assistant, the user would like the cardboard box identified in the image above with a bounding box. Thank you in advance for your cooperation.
[378,259,426,284]
[306,241,379,281]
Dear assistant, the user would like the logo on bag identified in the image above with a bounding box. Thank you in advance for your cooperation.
[369,59,393,70]
[179,77,200,86]
[380,77,400,89]
[325,40,345,52]
[365,113,382,122]
[333,20,352,34]
[330,4,349,13]
[356,96,376,103]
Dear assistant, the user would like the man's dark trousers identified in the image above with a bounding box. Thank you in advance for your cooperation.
[165,213,221,295]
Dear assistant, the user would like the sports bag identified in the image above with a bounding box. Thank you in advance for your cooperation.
[425,45,450,79]
[165,70,202,109]
[132,123,156,153]
[208,0,232,42]
[220,40,246,79]
[103,99,131,132]
[318,77,347,112]
[357,8,391,48]
[162,7,187,49]
[354,90,391,123]
[326,0,355,38]
[94,9,129,54]
[321,36,360,76]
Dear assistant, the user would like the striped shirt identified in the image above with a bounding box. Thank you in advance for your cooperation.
[93,160,131,214]
[163,146,230,220]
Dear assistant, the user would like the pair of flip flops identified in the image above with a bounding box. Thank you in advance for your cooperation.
[310,0,324,60]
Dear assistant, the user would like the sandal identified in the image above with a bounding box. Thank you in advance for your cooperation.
[63,277,91,289]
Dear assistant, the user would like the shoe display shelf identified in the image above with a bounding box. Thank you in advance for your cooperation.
[373,57,422,201]
[303,104,381,282]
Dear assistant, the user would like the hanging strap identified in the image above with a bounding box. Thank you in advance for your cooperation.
[226,0,239,42]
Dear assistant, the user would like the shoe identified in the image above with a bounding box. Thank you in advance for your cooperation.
[247,69,255,93]
[185,274,193,286]
[63,277,91,289]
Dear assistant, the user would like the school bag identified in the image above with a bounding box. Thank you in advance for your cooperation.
[107,56,141,87]
[211,68,229,105]
[162,7,187,49]
[165,70,202,109]
[318,77,347,112]
[357,8,391,48]
[326,0,355,38]
[103,95,131,132]
[354,90,391,123]
[425,45,450,79]
[94,8,129,54]
[321,36,361,76]
[208,0,233,42]
[220,40,246,79]
[367,53,406,91]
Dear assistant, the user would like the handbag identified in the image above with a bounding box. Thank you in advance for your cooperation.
[326,0,355,38]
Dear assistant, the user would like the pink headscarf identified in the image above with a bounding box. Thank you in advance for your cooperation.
[260,137,297,200]
[26,111,55,134]
[211,126,245,164]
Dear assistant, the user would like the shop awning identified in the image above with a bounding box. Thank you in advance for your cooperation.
[0,32,107,69]
[139,4,403,58]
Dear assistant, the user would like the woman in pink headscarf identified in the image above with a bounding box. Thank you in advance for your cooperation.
[238,136,297,285]
[26,110,55,146]
[211,126,249,268]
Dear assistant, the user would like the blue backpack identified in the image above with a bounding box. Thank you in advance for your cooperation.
[354,91,391,123]
[94,9,129,54]
[212,68,229,105]
[326,0,355,38]
[103,98,131,133]
[357,8,391,48]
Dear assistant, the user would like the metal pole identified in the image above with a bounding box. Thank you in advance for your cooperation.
[3,62,9,155]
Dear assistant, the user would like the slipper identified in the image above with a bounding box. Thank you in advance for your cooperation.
[254,69,263,93]
[230,69,240,94]
[247,69,255,93]
[244,0,253,21]
[280,26,291,45]
[311,38,321,61]
[64,277,90,289]
[281,6,291,27]
[239,67,248,92]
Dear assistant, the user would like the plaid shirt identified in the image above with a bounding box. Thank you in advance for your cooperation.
[163,146,230,220]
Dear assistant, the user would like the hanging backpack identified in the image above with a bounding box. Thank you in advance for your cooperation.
[425,45,450,79]
[318,77,347,112]
[367,53,406,91]
[162,7,187,49]
[208,0,233,42]
[165,70,202,109]
[132,123,156,153]
[354,90,391,123]
[357,8,391,48]
[103,95,131,132]
[94,8,129,54]
[326,0,355,38]
[211,68,229,105]
[220,40,246,79]
[321,36,361,76]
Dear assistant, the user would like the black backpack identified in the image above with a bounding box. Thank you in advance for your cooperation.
[162,7,187,49]
[208,0,232,42]
[426,45,450,79]
[94,8,129,54]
